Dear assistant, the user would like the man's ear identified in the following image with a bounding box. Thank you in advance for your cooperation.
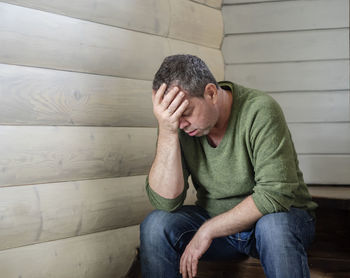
[204,83,218,104]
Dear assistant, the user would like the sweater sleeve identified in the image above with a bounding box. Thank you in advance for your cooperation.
[250,96,299,215]
[145,134,190,212]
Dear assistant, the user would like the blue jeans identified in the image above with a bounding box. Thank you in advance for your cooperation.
[140,205,315,278]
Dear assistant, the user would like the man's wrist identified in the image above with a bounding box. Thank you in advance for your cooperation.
[158,128,179,139]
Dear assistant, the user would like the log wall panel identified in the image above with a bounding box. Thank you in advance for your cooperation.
[2,0,223,48]
[0,64,156,127]
[0,126,157,187]
[0,225,140,278]
[223,0,349,34]
[225,60,349,92]
[288,123,350,154]
[0,3,224,81]
[1,0,170,37]
[169,0,223,49]
[269,91,349,123]
[192,0,222,9]
[223,29,349,64]
[0,175,197,251]
[299,155,350,185]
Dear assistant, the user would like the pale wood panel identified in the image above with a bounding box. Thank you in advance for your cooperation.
[2,0,223,48]
[0,225,139,278]
[269,91,349,123]
[0,175,197,251]
[191,0,222,9]
[223,0,349,34]
[1,0,170,36]
[308,186,350,200]
[288,123,350,154]
[0,126,157,187]
[223,29,349,63]
[0,3,224,81]
[0,64,156,127]
[169,0,223,49]
[225,60,349,92]
[299,155,350,185]
[169,39,225,80]
[224,0,279,3]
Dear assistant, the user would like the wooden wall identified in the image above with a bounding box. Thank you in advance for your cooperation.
[222,0,350,184]
[0,1,223,277]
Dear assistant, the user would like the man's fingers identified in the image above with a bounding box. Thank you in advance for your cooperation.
[166,91,185,115]
[180,253,188,278]
[192,258,198,277]
[187,255,193,278]
[160,86,180,110]
[153,83,167,105]
[172,99,189,119]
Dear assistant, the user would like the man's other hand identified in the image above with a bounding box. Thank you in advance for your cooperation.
[180,227,213,278]
[152,83,189,134]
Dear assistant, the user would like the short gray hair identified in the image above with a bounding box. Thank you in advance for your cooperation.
[152,54,218,97]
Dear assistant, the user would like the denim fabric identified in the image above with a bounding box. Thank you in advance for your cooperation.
[140,205,315,278]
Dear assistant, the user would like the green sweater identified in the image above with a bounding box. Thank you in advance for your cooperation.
[146,81,318,218]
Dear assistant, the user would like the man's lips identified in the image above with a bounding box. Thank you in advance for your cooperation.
[186,129,198,136]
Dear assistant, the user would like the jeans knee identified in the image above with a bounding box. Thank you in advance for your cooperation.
[140,210,172,247]
[255,212,296,250]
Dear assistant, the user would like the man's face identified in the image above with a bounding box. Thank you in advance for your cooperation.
[179,95,217,137]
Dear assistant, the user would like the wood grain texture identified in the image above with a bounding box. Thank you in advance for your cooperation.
[224,0,278,3]
[223,29,349,64]
[169,0,223,49]
[2,0,223,48]
[0,225,140,278]
[0,64,156,127]
[288,123,350,154]
[1,0,170,36]
[0,126,157,187]
[191,0,222,9]
[299,155,350,185]
[308,186,350,201]
[0,175,197,251]
[223,0,349,34]
[225,60,349,92]
[0,3,224,81]
[269,91,349,123]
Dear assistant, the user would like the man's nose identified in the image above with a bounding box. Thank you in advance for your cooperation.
[179,118,189,129]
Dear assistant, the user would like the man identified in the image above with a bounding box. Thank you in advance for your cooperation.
[140,54,317,278]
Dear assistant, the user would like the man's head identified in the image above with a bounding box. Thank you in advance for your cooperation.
[152,55,223,137]
[152,54,218,98]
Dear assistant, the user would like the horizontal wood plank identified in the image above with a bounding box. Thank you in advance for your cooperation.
[0,126,157,187]
[0,175,197,250]
[289,123,350,154]
[0,225,140,278]
[298,155,350,185]
[223,0,349,34]
[269,91,349,123]
[224,0,278,3]
[191,0,222,9]
[2,0,223,48]
[1,0,170,36]
[225,60,349,92]
[0,3,224,81]
[0,64,156,127]
[169,0,223,48]
[223,29,349,63]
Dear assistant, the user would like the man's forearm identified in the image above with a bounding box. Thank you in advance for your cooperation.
[200,195,263,239]
[148,130,185,199]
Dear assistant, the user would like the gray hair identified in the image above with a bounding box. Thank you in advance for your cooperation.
[152,54,218,97]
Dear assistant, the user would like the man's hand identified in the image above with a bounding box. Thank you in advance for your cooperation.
[180,227,213,278]
[152,83,189,134]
